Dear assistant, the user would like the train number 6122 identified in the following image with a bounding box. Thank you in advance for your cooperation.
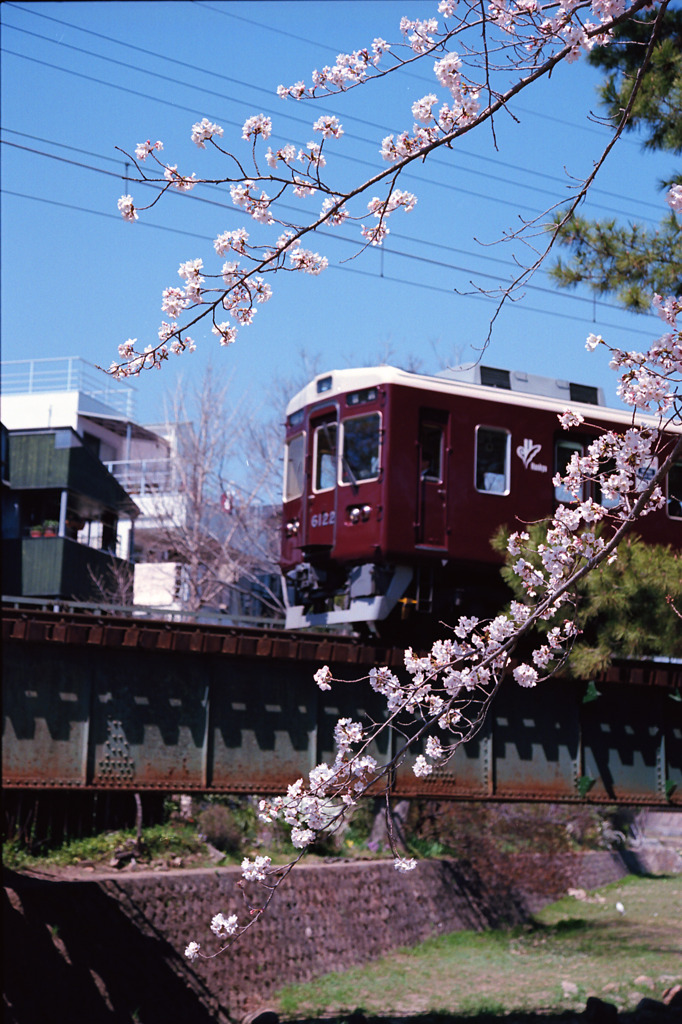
[310,511,335,528]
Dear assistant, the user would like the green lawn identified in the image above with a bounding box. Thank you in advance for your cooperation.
[275,875,682,1019]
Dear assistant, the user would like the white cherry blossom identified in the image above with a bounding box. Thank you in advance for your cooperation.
[191,118,223,148]
[210,913,238,938]
[241,855,271,881]
[117,194,138,222]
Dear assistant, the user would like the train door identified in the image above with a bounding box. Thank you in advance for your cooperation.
[307,408,338,548]
[416,409,449,548]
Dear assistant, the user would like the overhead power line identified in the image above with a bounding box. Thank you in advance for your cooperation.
[2,5,665,219]
[0,130,655,315]
[2,185,659,340]
[1,45,661,227]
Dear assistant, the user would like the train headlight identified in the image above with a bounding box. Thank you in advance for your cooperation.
[347,505,372,524]
[286,518,300,536]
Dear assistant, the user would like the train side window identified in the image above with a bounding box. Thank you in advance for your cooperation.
[667,462,682,519]
[475,426,510,494]
[314,422,338,491]
[284,433,305,501]
[555,439,585,503]
[342,413,380,483]
[419,422,443,481]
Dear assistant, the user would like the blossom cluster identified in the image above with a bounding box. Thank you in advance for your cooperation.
[241,855,272,881]
[134,139,163,161]
[191,118,223,148]
[361,189,418,244]
[111,104,352,376]
[381,53,481,164]
[277,39,389,98]
[210,912,238,938]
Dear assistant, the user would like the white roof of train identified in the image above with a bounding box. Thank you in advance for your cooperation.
[286,365,678,432]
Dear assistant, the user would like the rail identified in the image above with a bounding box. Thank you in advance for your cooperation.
[103,458,179,495]
[1,594,285,631]
[0,356,137,418]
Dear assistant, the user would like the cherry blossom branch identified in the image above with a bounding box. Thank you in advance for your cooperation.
[109,0,657,377]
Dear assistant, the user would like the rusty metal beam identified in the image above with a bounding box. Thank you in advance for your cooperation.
[2,606,681,804]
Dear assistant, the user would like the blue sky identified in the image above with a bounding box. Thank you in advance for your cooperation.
[1,0,675,426]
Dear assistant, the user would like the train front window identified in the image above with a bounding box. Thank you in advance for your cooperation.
[342,413,380,483]
[475,426,510,494]
[555,439,585,502]
[314,422,338,491]
[284,433,305,501]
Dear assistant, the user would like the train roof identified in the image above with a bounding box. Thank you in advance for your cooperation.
[286,364,678,432]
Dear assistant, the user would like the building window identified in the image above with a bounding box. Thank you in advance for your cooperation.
[419,421,444,482]
[475,426,510,494]
[569,382,599,405]
[480,366,511,390]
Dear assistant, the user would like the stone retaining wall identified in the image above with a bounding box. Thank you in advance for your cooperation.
[4,850,631,1023]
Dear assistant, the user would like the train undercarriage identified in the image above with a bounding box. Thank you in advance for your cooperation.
[283,556,511,644]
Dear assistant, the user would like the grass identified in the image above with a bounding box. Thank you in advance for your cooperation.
[275,875,682,1019]
[2,821,343,873]
[2,821,206,871]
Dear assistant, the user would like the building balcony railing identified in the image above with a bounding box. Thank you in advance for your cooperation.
[1,356,137,418]
[104,458,179,495]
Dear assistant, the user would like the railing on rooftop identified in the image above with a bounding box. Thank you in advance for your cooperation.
[1,357,137,419]
[104,458,179,495]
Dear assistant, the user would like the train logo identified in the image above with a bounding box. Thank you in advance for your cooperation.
[516,437,544,471]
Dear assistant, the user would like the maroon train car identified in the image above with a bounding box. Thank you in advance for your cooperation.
[280,364,682,635]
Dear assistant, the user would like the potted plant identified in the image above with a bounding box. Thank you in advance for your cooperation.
[42,520,59,537]
[29,524,43,538]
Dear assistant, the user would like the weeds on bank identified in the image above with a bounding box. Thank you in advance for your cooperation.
[2,821,206,871]
[1,799,649,875]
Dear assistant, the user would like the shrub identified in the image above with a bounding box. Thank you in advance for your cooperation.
[196,803,246,853]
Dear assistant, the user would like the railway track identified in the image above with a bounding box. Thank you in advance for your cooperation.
[1,604,406,667]
[3,603,680,688]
